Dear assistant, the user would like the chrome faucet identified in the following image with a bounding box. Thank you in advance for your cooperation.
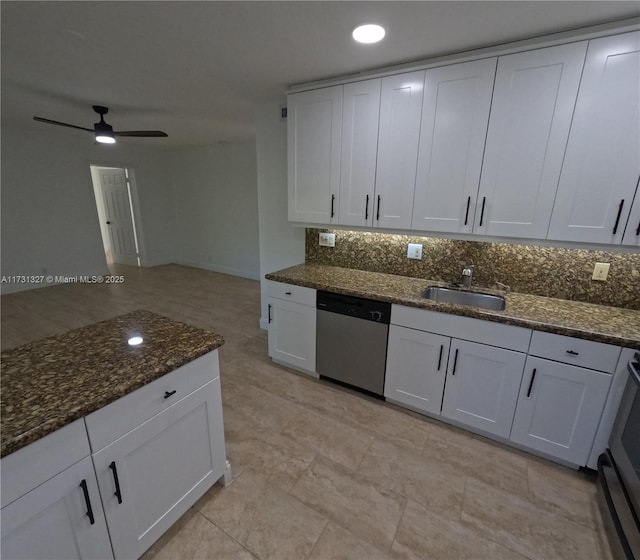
[461,265,474,289]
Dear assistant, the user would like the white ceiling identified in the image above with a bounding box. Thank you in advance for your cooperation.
[2,1,639,146]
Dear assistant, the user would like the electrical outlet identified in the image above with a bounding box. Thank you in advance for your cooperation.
[592,262,610,281]
[319,232,335,247]
[407,243,423,260]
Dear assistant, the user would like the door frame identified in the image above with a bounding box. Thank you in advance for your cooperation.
[89,162,147,266]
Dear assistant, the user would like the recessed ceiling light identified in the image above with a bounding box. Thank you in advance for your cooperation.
[352,24,385,44]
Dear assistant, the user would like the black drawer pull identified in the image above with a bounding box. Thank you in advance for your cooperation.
[464,196,471,226]
[376,195,381,221]
[527,369,537,398]
[566,350,579,356]
[164,390,177,399]
[79,479,95,525]
[612,199,625,235]
[451,348,459,375]
[365,194,370,220]
[437,345,444,371]
[330,194,335,218]
[285,291,292,295]
[479,197,486,227]
[268,303,272,323]
[109,461,123,504]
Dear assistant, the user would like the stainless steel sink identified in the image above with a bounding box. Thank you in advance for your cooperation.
[422,286,506,311]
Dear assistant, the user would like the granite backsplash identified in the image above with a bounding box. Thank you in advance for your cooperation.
[305,229,640,310]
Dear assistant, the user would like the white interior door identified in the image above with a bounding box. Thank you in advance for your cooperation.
[99,168,138,265]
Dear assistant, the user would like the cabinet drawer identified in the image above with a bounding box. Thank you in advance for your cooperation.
[85,351,219,452]
[528,331,620,373]
[1,419,90,509]
[265,280,316,306]
[391,305,531,352]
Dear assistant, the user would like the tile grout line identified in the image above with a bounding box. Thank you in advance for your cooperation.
[194,510,259,560]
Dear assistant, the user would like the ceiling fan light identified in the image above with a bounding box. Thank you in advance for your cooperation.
[95,133,116,144]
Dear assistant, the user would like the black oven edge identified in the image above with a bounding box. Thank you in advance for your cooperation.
[597,450,640,560]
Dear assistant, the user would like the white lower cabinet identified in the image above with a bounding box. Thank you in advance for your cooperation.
[510,356,612,465]
[266,280,316,375]
[91,378,226,560]
[384,325,450,415]
[441,340,526,438]
[1,456,113,560]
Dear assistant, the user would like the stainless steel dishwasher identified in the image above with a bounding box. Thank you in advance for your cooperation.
[316,290,391,396]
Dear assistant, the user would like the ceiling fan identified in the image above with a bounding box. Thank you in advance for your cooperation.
[33,105,168,144]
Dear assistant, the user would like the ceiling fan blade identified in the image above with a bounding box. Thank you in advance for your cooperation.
[33,116,93,132]
[114,130,168,137]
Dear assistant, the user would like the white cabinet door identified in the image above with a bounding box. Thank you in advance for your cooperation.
[93,379,226,560]
[374,71,425,230]
[548,32,640,244]
[1,456,113,560]
[288,86,343,224]
[441,339,526,438]
[622,190,640,247]
[384,325,450,415]
[412,58,496,234]
[475,42,587,238]
[267,296,316,373]
[510,357,611,466]
[338,79,381,227]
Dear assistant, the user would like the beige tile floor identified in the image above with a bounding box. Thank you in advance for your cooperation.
[1,264,615,560]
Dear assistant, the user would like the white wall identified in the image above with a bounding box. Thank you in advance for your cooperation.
[1,125,176,293]
[168,141,260,280]
[255,101,306,328]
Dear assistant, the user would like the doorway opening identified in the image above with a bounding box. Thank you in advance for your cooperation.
[90,165,141,266]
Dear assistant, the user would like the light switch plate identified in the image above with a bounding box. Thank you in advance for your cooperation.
[319,232,336,247]
[592,262,610,281]
[407,243,423,260]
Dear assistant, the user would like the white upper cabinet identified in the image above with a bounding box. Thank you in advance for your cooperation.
[412,58,496,234]
[622,189,640,247]
[374,71,425,229]
[338,79,381,227]
[288,86,343,224]
[548,32,640,244]
[475,42,588,238]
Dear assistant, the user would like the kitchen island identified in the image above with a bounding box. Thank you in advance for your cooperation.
[0,310,230,560]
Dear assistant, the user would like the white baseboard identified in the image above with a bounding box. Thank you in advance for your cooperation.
[175,259,260,281]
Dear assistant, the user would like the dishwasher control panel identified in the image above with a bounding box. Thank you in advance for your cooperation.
[317,291,391,324]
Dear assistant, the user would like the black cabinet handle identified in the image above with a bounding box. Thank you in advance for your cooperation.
[526,369,537,398]
[451,348,459,375]
[268,304,272,324]
[464,196,471,226]
[106,221,111,225]
[109,461,123,504]
[635,220,640,236]
[566,350,579,356]
[376,195,381,221]
[330,195,335,218]
[437,345,444,371]
[164,390,177,399]
[79,479,95,525]
[613,199,625,234]
[365,194,370,221]
[479,197,486,227]
[285,291,292,295]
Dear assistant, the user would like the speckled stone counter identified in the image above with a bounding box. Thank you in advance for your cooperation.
[266,264,640,350]
[0,310,225,458]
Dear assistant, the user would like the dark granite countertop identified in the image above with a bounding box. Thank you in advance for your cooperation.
[266,264,640,350]
[0,310,225,458]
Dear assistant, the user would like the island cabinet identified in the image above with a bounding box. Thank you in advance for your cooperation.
[287,85,343,224]
[384,306,531,438]
[510,332,619,466]
[474,41,587,239]
[547,31,640,245]
[0,421,113,560]
[266,280,317,375]
[86,352,227,560]
[412,58,496,234]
